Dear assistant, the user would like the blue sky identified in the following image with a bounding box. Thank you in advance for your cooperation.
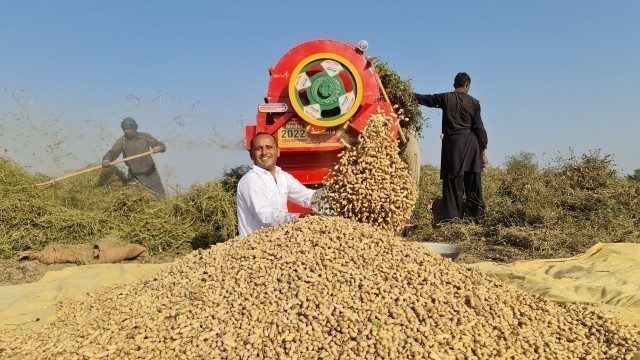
[1,1,638,189]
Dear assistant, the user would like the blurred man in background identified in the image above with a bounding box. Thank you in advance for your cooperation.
[102,117,166,200]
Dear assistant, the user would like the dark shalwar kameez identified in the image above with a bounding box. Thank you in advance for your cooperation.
[414,91,488,220]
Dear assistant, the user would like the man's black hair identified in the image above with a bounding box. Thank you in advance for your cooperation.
[249,132,278,150]
[454,72,471,89]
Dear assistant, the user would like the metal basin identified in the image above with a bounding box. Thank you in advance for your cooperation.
[419,242,462,261]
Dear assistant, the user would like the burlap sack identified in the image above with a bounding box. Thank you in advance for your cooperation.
[17,237,149,265]
[94,240,149,263]
[16,244,94,265]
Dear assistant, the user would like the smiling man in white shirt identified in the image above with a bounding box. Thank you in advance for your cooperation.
[236,132,318,236]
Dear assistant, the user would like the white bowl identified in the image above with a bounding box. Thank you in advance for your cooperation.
[419,242,462,261]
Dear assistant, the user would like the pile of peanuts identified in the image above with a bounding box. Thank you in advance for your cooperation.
[322,111,418,232]
[1,215,638,359]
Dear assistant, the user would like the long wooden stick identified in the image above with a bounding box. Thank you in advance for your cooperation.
[374,73,407,143]
[36,150,154,187]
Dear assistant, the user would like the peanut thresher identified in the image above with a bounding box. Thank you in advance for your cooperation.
[245,39,404,212]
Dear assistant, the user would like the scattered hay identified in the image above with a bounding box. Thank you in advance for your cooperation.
[171,181,237,249]
[411,150,640,256]
[0,156,237,259]
[0,157,39,188]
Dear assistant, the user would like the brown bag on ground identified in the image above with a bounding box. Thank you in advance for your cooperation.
[17,237,149,265]
[16,244,94,265]
[93,240,149,264]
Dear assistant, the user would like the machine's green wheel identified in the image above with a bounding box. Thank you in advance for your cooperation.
[288,53,363,127]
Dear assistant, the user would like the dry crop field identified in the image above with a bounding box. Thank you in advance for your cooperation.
[1,113,639,359]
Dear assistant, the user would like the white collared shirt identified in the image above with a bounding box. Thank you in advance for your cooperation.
[236,165,316,236]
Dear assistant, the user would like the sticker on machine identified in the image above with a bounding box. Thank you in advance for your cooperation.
[295,73,311,90]
[303,104,321,119]
[258,103,288,113]
[278,121,308,143]
[339,92,355,114]
[278,120,346,149]
[278,121,309,148]
[321,60,343,77]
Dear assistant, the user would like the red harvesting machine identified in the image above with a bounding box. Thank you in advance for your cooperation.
[245,39,402,212]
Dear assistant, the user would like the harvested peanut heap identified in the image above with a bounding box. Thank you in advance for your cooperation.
[322,112,418,232]
[1,216,639,359]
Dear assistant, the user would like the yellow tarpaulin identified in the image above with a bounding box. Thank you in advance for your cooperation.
[471,243,640,326]
[0,263,167,331]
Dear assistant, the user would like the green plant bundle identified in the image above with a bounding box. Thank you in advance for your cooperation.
[0,157,39,191]
[0,156,238,259]
[172,181,237,249]
[375,61,426,137]
[411,150,640,256]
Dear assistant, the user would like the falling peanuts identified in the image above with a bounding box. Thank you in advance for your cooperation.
[323,110,418,233]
